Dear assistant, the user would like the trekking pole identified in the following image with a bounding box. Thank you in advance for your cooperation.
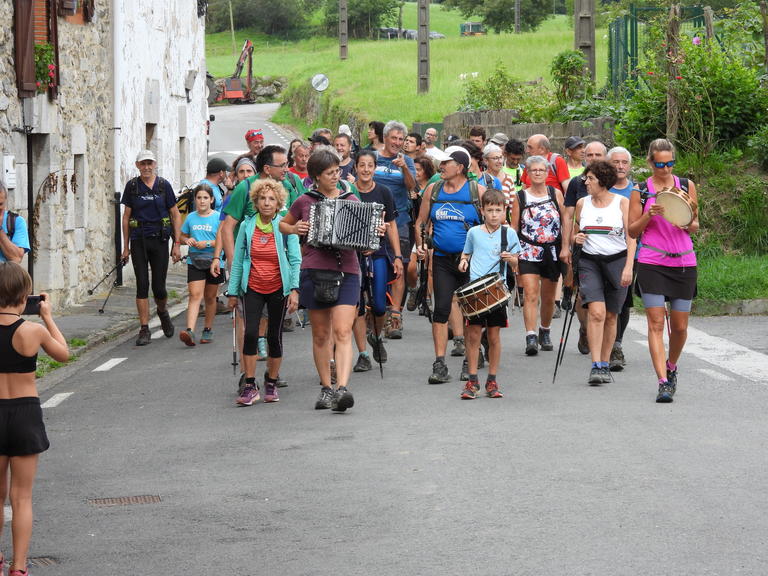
[553,286,579,384]
[94,258,127,314]
[88,257,127,296]
[362,256,384,379]
[231,307,239,376]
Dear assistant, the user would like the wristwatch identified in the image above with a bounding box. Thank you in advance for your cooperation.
[394,255,403,260]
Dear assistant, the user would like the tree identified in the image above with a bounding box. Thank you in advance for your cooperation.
[443,0,552,33]
[206,0,311,35]
[323,0,402,38]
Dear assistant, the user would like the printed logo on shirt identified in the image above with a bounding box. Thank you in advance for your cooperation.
[435,203,467,222]
[191,224,214,232]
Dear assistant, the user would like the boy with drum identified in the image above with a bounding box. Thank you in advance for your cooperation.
[457,189,521,399]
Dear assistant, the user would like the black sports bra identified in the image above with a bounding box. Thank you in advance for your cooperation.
[0,318,38,373]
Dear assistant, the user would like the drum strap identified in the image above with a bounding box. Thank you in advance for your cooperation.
[641,244,694,259]
[500,226,508,276]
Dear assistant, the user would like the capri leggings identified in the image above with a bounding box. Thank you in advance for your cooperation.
[242,288,287,357]
[359,256,391,317]
[130,236,169,300]
[432,254,469,324]
[640,292,692,313]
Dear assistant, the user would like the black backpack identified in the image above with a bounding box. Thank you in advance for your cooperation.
[5,211,18,238]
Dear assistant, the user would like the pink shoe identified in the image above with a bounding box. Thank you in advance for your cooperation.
[10,567,29,576]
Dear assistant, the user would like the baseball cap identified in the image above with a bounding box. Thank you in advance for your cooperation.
[245,129,264,142]
[206,157,231,174]
[442,145,471,170]
[338,124,352,137]
[135,149,156,163]
[490,132,509,147]
[564,136,586,150]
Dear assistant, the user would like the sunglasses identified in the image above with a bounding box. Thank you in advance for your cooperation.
[653,160,675,168]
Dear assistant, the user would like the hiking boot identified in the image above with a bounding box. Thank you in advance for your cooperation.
[158,309,174,338]
[539,328,553,351]
[588,367,603,385]
[553,302,562,319]
[315,387,334,410]
[282,317,294,332]
[136,326,151,346]
[600,367,612,383]
[406,287,418,311]
[666,366,678,395]
[353,354,373,373]
[610,345,625,372]
[577,327,589,355]
[236,373,246,395]
[656,383,674,403]
[460,358,469,381]
[428,359,451,384]
[263,382,279,403]
[200,328,213,344]
[525,334,538,356]
[180,329,196,347]
[385,310,403,339]
[257,338,268,360]
[331,386,354,412]
[263,370,287,388]
[367,332,387,363]
[485,379,503,398]
[236,385,260,406]
[460,383,478,400]
[450,336,466,357]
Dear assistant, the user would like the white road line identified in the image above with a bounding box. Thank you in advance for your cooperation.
[3,505,11,521]
[697,368,735,382]
[92,358,127,372]
[41,392,73,408]
[629,317,768,383]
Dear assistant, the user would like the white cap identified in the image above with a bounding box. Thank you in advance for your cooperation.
[135,149,156,163]
[338,124,352,137]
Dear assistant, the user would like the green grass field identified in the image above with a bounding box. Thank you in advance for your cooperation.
[207,9,608,126]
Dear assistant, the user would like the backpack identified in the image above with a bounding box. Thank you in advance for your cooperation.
[175,186,195,216]
[546,152,563,184]
[428,178,484,225]
[516,186,560,231]
[4,211,18,238]
[637,176,689,210]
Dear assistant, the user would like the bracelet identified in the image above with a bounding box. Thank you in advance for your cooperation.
[212,257,220,261]
[394,255,403,260]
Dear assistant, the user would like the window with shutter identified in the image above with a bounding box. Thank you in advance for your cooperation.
[15,0,37,97]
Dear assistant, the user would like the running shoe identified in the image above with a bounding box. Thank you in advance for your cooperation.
[577,327,589,355]
[236,385,260,406]
[428,359,451,384]
[180,329,196,347]
[315,387,334,410]
[460,358,469,381]
[600,367,612,383]
[263,382,279,403]
[331,386,354,412]
[386,310,403,339]
[588,367,603,385]
[200,328,213,344]
[485,380,503,398]
[656,383,674,403]
[406,287,418,312]
[525,334,538,356]
[367,332,388,363]
[539,328,553,351]
[257,338,268,360]
[553,302,562,319]
[236,373,246,395]
[157,309,174,338]
[9,567,28,576]
[136,326,151,346]
[263,370,287,388]
[610,345,625,372]
[450,336,466,357]
[666,366,678,395]
[460,383,478,399]
[353,354,373,372]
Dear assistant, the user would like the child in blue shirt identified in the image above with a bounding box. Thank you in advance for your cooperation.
[458,189,521,399]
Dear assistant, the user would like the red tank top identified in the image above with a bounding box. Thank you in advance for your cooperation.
[247,229,282,294]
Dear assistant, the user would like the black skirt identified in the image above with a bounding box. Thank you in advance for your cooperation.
[636,262,697,301]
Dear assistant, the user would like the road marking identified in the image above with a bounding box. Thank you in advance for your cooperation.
[41,392,73,408]
[697,368,735,382]
[151,330,164,340]
[93,357,127,372]
[629,318,768,383]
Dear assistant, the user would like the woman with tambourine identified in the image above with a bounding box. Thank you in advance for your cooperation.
[628,138,699,404]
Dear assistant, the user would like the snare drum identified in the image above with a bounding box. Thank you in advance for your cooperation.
[656,188,693,227]
[455,273,511,320]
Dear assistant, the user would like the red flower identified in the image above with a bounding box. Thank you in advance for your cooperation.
[675,75,683,80]
[36,81,41,88]
[48,64,55,70]
[48,71,55,78]
[647,71,654,75]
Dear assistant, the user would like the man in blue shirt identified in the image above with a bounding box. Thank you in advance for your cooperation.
[0,179,29,264]
[199,157,232,211]
[373,120,417,339]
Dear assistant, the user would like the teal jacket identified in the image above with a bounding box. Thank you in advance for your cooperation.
[228,213,301,298]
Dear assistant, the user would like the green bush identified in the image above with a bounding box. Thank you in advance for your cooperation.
[728,182,768,255]
[550,49,590,103]
[747,125,768,171]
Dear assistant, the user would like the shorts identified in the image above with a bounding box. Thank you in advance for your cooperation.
[0,397,50,456]
[466,304,508,328]
[518,259,561,282]
[636,262,697,302]
[299,269,361,310]
[578,255,628,315]
[187,264,225,285]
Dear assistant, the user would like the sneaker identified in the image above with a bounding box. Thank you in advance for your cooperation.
[236,373,246,395]
[553,303,562,319]
[609,345,625,372]
[406,287,418,311]
[577,327,589,355]
[136,326,151,346]
[236,385,260,406]
[477,349,485,369]
[460,383,478,399]
[588,367,603,385]
[367,332,388,363]
[200,328,213,344]
[428,359,451,384]
[315,387,334,410]
[257,338,268,360]
[158,309,174,338]
[353,353,373,372]
[282,317,294,332]
[666,366,678,395]
[9,568,28,576]
[525,334,538,356]
[263,370,288,388]
[180,329,196,347]
[460,358,469,381]
[331,386,354,412]
[539,328,553,351]
[600,367,612,383]
[450,337,466,357]
[656,383,674,403]
[263,382,279,403]
[485,380,503,398]
[385,311,403,339]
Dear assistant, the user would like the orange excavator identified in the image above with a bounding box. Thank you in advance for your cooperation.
[213,39,254,104]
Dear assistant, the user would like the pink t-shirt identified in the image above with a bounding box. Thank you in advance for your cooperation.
[637,177,696,268]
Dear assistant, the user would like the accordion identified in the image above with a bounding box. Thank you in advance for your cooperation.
[307,199,384,252]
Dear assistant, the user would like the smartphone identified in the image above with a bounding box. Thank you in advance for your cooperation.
[23,295,42,315]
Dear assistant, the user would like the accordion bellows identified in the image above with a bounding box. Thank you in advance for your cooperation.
[307,199,385,252]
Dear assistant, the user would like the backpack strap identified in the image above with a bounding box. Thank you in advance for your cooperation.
[547,152,561,183]
[6,211,17,239]
[500,225,507,276]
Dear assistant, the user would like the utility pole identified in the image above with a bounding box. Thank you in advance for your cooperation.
[573,0,596,82]
[418,0,430,93]
[228,1,236,56]
[515,0,520,33]
[339,0,348,60]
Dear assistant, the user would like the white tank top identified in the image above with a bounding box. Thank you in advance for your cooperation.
[579,194,626,256]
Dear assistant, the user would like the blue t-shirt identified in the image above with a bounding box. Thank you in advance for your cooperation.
[610,180,634,199]
[181,210,221,264]
[463,224,521,281]
[0,211,30,262]
[120,177,177,239]
[199,178,224,211]
[373,153,416,227]
[429,180,482,256]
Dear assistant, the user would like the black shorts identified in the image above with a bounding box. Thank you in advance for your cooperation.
[187,264,225,285]
[518,259,561,282]
[0,397,49,456]
[466,304,508,328]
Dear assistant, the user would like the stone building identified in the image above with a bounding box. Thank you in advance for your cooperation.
[1,0,208,308]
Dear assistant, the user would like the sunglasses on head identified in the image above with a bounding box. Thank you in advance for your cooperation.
[653,160,675,168]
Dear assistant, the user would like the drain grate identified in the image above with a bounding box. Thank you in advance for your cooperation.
[87,494,162,507]
[29,557,57,567]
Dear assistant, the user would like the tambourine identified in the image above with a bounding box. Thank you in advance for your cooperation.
[655,187,696,227]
